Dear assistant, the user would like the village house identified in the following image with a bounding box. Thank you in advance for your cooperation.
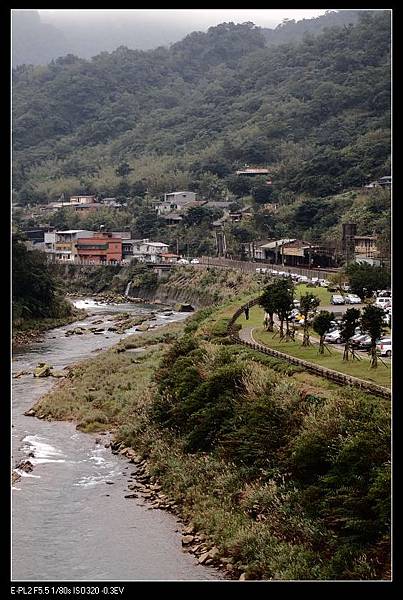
[235,168,270,179]
[123,239,170,263]
[75,232,122,264]
[157,191,197,215]
[43,230,94,261]
[243,238,337,268]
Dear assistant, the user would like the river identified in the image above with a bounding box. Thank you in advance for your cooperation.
[11,298,221,581]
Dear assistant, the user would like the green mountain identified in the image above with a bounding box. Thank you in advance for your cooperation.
[12,11,390,206]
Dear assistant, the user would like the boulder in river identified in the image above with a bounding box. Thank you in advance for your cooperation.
[12,471,21,485]
[17,460,34,473]
[174,303,194,312]
[24,408,36,417]
[50,370,66,378]
[33,363,53,378]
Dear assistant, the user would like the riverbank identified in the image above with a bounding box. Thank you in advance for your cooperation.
[12,309,88,348]
[28,296,391,581]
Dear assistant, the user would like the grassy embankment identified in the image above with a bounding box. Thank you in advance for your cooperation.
[12,308,88,346]
[32,289,390,581]
[238,305,391,388]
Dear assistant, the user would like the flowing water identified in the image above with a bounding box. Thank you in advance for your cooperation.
[12,299,221,581]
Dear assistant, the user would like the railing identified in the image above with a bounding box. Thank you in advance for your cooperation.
[200,256,339,279]
[227,297,391,400]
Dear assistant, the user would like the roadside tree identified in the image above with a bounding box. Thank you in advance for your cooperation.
[346,263,390,299]
[340,307,361,361]
[360,305,385,368]
[299,293,320,346]
[313,311,333,354]
[259,281,277,331]
[270,278,294,340]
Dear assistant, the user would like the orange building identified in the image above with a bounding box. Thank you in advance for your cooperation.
[75,233,122,264]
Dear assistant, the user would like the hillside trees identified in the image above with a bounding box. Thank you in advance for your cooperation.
[12,12,391,206]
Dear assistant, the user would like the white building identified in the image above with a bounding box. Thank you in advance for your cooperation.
[157,191,197,215]
[50,230,94,262]
[129,239,170,263]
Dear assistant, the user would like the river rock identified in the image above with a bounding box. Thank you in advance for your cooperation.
[24,408,36,417]
[182,524,195,535]
[13,370,31,379]
[124,493,138,499]
[136,323,150,332]
[12,471,21,484]
[181,535,195,546]
[198,552,210,565]
[17,460,34,473]
[33,363,52,378]
[174,303,194,312]
[50,370,66,378]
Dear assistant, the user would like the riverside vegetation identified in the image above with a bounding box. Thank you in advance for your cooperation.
[32,294,390,580]
[12,232,86,344]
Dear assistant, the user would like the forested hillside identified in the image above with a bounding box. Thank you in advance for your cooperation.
[12,11,390,208]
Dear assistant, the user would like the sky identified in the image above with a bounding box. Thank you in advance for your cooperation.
[38,9,329,29]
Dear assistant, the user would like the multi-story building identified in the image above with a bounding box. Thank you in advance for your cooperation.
[52,230,94,262]
[75,233,122,264]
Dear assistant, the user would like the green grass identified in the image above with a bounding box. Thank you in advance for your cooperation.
[295,283,332,306]
[243,306,390,388]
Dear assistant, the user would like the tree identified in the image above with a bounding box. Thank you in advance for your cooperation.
[225,175,251,197]
[251,177,273,204]
[313,311,333,354]
[340,307,361,361]
[299,293,320,346]
[270,278,294,339]
[115,162,133,178]
[346,263,390,299]
[360,305,385,368]
[259,281,278,331]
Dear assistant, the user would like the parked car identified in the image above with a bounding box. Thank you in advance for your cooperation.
[356,335,373,351]
[319,279,330,287]
[190,258,200,264]
[351,334,370,348]
[324,330,343,344]
[344,293,362,304]
[375,297,391,309]
[293,299,301,308]
[376,338,392,357]
[177,258,189,264]
[331,294,345,305]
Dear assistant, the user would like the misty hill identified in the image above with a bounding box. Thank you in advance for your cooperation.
[261,9,366,45]
[13,9,370,67]
[12,11,72,67]
[12,12,390,204]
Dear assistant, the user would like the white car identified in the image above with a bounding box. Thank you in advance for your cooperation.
[324,330,343,344]
[177,258,189,265]
[319,279,330,287]
[344,293,362,304]
[376,339,391,357]
[190,258,200,264]
[331,294,345,305]
[375,297,391,309]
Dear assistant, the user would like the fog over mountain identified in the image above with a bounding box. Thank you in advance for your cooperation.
[12,9,370,67]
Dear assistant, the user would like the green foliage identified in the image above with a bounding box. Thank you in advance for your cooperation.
[312,310,333,353]
[13,13,390,210]
[340,308,361,342]
[12,233,72,321]
[346,263,390,298]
